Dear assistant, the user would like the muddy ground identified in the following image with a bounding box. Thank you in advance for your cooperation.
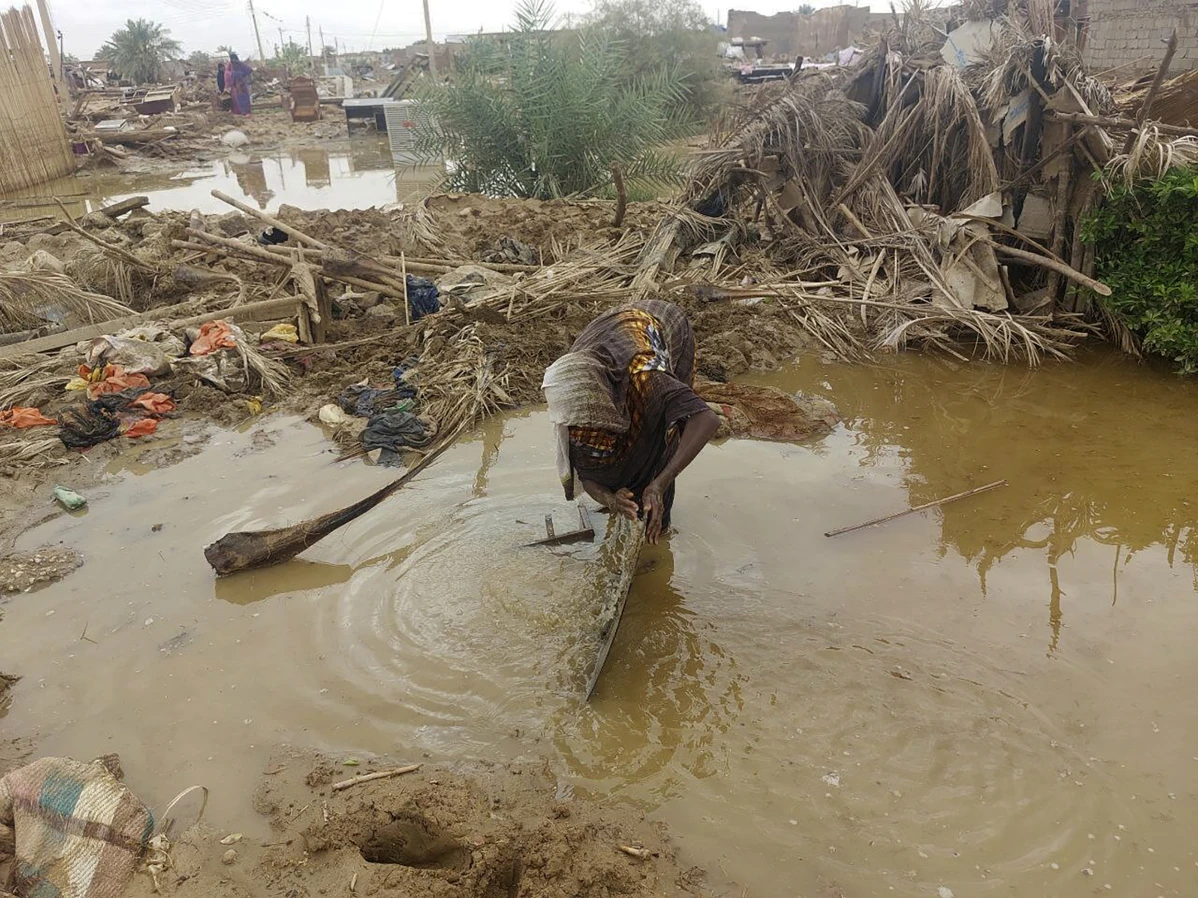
[125,749,706,898]
[0,192,822,557]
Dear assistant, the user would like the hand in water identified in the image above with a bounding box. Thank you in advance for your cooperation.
[641,480,665,544]
[607,487,639,520]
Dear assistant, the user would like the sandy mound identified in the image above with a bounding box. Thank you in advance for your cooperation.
[126,749,709,898]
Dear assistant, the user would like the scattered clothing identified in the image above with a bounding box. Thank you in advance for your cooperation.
[122,418,159,438]
[360,410,432,465]
[83,364,152,401]
[58,404,121,449]
[0,754,153,898]
[405,275,441,321]
[261,323,299,344]
[0,407,56,428]
[257,226,289,246]
[543,300,708,526]
[337,384,414,418]
[130,392,177,415]
[189,320,238,356]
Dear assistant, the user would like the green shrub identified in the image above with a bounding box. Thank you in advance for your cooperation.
[1082,168,1198,373]
[416,0,687,200]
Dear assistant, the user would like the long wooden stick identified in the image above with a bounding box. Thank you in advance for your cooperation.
[400,251,410,326]
[1122,29,1178,154]
[825,479,1008,538]
[991,243,1111,296]
[331,764,421,792]
[1045,111,1198,140]
[211,189,330,250]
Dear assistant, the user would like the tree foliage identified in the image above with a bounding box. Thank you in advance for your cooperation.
[99,19,182,85]
[273,39,310,74]
[1082,167,1198,373]
[584,0,725,120]
[417,0,688,199]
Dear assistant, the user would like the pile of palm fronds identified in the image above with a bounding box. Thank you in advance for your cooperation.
[625,0,1188,362]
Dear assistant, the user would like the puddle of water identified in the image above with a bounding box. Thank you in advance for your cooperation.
[2,350,1197,896]
[0,139,441,220]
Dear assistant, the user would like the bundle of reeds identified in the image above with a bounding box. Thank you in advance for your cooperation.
[0,6,75,194]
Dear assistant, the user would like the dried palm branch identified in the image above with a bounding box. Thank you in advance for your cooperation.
[1106,131,1198,185]
[0,436,68,469]
[234,339,290,397]
[0,271,134,333]
[0,353,72,409]
[66,252,138,307]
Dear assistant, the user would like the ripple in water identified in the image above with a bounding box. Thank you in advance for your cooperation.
[315,494,635,754]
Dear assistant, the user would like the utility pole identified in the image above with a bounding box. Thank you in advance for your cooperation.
[306,16,314,74]
[247,0,267,62]
[319,25,327,72]
[422,0,438,78]
[35,0,63,98]
[277,25,284,56]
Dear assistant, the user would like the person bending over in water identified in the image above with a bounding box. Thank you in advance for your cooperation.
[542,300,719,544]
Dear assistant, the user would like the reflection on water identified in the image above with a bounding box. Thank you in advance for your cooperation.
[752,349,1198,652]
[1,352,1197,898]
[0,139,442,219]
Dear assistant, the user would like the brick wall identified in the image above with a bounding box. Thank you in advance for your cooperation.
[1084,0,1198,73]
[726,5,875,60]
[727,9,801,57]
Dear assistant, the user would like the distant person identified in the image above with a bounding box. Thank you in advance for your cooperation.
[227,52,253,116]
[216,61,226,93]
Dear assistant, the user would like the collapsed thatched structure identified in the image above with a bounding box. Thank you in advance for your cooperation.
[633,0,1197,363]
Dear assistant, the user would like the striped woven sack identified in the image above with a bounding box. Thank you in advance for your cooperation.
[0,755,153,898]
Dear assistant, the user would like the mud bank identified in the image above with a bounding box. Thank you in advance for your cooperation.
[128,749,703,898]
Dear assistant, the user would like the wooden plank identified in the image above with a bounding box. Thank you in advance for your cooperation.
[0,296,301,360]
[100,196,150,219]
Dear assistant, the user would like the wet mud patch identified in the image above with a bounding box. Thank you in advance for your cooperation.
[127,749,707,898]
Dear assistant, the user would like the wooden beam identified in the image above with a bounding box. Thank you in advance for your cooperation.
[100,196,149,219]
[0,296,300,360]
[1045,111,1198,139]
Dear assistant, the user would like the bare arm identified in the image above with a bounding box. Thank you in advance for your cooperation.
[642,408,720,544]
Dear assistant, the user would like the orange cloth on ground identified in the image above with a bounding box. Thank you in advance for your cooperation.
[0,407,56,428]
[122,418,159,438]
[130,393,177,414]
[84,364,151,400]
[189,320,238,356]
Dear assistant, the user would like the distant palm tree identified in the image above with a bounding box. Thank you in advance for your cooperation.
[99,19,182,84]
[798,3,816,14]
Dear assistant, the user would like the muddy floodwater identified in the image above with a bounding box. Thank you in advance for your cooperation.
[3,350,1197,897]
[1,137,439,219]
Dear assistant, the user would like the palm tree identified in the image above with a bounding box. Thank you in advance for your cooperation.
[99,19,182,85]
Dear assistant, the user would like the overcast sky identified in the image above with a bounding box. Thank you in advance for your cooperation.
[47,0,882,60]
